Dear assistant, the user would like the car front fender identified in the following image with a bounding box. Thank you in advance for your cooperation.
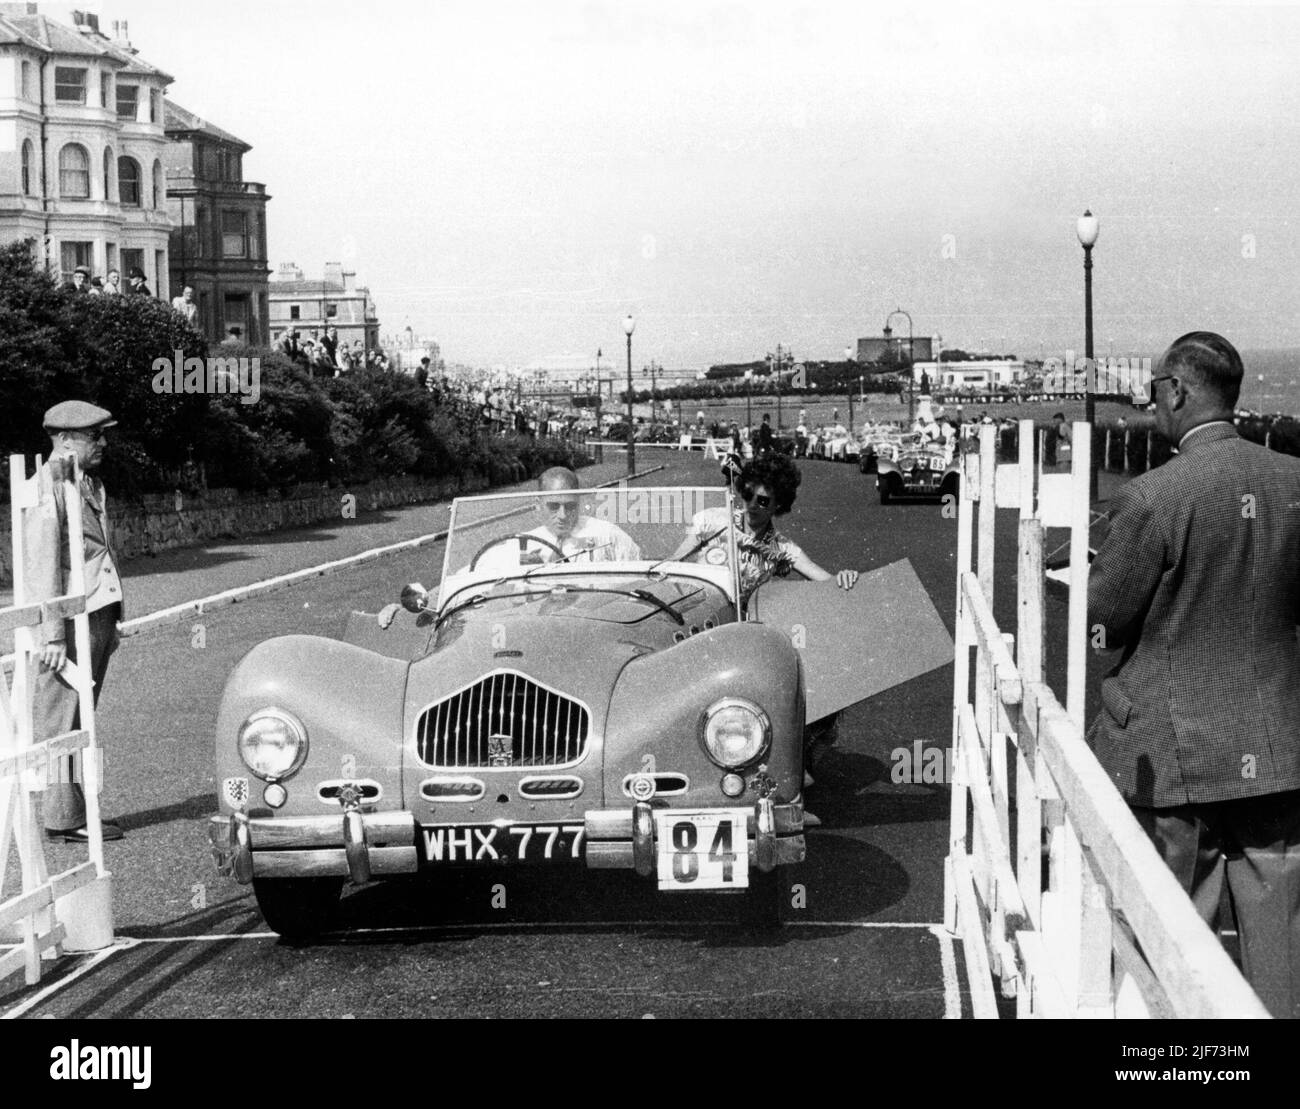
[603,622,803,803]
[215,636,409,815]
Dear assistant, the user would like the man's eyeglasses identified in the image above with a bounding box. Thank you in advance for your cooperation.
[1148,373,1175,389]
[741,488,772,509]
[544,500,579,513]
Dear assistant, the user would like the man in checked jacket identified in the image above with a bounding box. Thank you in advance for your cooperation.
[27,401,126,842]
[1088,331,1300,1018]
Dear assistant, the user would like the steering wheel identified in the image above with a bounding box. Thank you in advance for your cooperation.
[469,533,566,571]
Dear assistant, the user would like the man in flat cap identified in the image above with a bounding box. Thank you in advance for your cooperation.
[28,400,126,841]
[1088,331,1300,1017]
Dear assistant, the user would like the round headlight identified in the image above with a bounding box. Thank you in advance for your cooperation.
[700,698,770,769]
[238,708,308,782]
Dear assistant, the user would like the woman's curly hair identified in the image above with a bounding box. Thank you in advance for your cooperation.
[739,453,801,516]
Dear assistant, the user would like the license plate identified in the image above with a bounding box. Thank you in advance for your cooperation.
[654,809,749,890]
[420,824,585,865]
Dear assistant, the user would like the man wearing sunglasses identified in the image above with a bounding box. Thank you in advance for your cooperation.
[27,401,127,842]
[1088,331,1300,1018]
[520,466,640,564]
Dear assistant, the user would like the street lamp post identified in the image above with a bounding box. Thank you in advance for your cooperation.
[744,369,753,432]
[623,314,636,475]
[886,309,914,425]
[1077,209,1100,499]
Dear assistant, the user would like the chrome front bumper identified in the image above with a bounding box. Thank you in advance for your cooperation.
[209,796,806,885]
[583,797,807,874]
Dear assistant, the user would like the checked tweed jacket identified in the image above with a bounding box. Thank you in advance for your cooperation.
[1087,422,1300,808]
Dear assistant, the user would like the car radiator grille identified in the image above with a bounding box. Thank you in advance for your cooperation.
[415,671,590,768]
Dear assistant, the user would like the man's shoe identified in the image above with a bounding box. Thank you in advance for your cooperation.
[49,823,124,842]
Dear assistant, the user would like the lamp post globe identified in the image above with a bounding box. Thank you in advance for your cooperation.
[1076,209,1100,499]
[623,314,636,475]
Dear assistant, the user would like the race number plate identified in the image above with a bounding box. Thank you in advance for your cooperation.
[654,809,749,890]
[420,824,585,865]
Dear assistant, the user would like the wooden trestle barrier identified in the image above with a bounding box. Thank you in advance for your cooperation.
[1,454,114,986]
[944,423,1268,1018]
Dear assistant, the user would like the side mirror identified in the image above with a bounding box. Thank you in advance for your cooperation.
[400,583,430,613]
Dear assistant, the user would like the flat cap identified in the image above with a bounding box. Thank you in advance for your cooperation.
[43,400,117,432]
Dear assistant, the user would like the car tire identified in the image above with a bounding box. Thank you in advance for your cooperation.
[253,877,344,940]
[742,868,784,930]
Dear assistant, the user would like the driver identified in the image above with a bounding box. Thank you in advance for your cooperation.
[520,467,641,563]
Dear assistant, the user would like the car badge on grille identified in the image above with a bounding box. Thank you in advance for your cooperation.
[487,733,513,767]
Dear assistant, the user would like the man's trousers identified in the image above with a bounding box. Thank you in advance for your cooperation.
[34,605,120,833]
[1135,789,1300,1019]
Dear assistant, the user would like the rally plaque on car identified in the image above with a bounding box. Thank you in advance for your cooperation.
[654,809,750,890]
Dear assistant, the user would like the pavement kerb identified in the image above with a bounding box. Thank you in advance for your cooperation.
[117,464,668,639]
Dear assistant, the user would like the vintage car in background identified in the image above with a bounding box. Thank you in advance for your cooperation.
[857,424,904,474]
[876,437,961,504]
[209,487,809,938]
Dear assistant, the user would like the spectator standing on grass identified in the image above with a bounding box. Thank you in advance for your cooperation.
[1087,331,1300,1018]
[102,269,122,297]
[88,277,104,296]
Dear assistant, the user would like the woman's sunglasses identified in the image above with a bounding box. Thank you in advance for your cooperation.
[741,488,772,509]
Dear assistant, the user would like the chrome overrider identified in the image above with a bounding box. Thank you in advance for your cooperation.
[209,784,805,884]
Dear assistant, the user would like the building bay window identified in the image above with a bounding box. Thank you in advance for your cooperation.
[118,157,142,207]
[54,67,87,104]
[222,210,248,258]
[59,144,91,198]
[116,84,138,121]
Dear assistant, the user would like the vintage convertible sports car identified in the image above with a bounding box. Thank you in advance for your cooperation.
[876,438,960,504]
[209,487,810,937]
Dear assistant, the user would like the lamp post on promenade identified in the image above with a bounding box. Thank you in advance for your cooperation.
[887,308,914,426]
[744,369,753,432]
[1076,209,1100,500]
[623,314,636,475]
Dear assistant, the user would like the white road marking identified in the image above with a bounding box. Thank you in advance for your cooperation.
[931,924,963,1019]
[118,465,668,637]
[1,938,140,1019]
[116,919,942,942]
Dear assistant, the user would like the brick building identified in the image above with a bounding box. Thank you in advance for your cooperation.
[163,100,270,343]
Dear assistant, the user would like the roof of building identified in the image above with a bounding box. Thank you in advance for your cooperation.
[0,12,172,80]
[270,280,369,298]
[164,100,251,151]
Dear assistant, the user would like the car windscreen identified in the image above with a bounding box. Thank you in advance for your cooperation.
[442,486,736,582]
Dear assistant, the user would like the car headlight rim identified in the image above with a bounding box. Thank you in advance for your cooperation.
[237,706,309,782]
[699,697,771,770]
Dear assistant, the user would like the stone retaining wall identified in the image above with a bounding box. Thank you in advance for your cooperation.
[0,471,500,588]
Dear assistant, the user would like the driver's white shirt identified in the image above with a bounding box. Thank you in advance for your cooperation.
[524,516,641,563]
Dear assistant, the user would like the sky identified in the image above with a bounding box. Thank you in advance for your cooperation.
[62,0,1300,370]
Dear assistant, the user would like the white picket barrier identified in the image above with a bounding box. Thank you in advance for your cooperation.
[1,454,113,987]
[944,424,1268,1018]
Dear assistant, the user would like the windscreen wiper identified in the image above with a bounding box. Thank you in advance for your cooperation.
[646,528,726,577]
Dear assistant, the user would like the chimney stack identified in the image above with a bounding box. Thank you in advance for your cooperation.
[323,262,344,287]
[342,270,356,293]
